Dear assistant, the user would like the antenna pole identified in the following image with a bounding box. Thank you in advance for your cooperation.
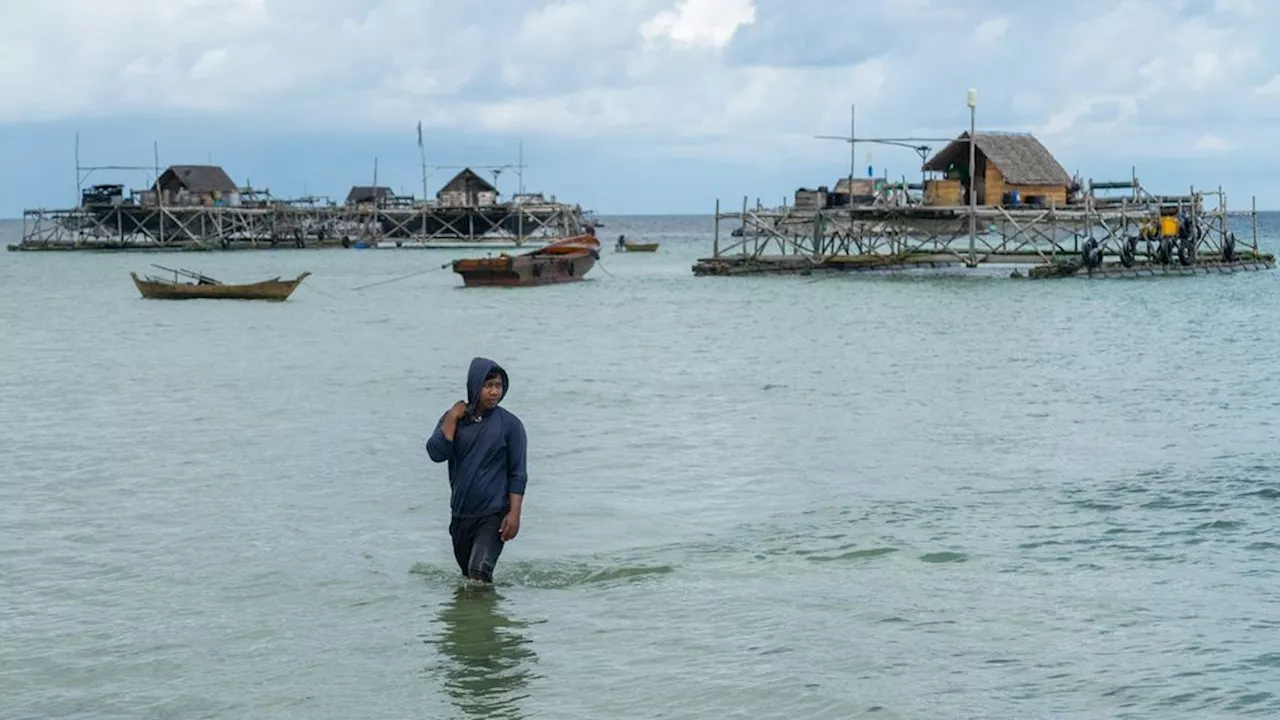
[154,140,163,244]
[849,104,857,226]
[417,121,427,202]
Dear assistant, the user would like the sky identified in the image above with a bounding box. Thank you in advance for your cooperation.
[2,0,1279,217]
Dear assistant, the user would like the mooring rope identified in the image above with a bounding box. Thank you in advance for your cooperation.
[300,283,350,301]
[350,262,451,292]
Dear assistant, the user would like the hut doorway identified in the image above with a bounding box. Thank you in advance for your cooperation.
[958,158,986,206]
[968,154,988,205]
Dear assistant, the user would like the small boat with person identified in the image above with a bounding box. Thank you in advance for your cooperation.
[451,233,601,287]
[131,264,311,301]
[614,234,659,252]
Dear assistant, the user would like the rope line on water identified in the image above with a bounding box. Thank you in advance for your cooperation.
[311,243,614,295]
[350,263,451,292]
[301,284,350,301]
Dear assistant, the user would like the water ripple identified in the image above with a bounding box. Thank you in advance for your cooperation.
[2,218,1279,718]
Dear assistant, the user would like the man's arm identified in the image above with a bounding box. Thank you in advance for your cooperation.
[499,418,528,541]
[425,401,467,462]
[505,417,528,497]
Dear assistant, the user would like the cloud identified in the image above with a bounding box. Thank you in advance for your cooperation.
[1252,74,1280,96]
[3,0,1280,212]
[1214,0,1256,14]
[972,17,1010,43]
[641,0,756,48]
[1193,133,1231,154]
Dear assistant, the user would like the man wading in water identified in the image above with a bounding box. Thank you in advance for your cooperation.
[425,357,528,585]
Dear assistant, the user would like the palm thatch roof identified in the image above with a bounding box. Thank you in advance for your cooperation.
[923,132,1071,186]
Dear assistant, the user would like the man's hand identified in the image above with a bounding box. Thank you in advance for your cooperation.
[440,400,469,443]
[449,400,469,420]
[499,511,520,541]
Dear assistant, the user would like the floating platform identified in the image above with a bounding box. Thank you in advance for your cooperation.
[11,160,595,252]
[6,238,556,253]
[698,111,1271,282]
[693,252,1275,278]
[10,201,589,252]
[692,253,961,276]
[370,239,551,250]
[1021,255,1275,279]
[695,186,1271,281]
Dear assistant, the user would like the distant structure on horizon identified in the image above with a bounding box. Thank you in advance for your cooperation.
[14,157,595,251]
[699,118,1270,280]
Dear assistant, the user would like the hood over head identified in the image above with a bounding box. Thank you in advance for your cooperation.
[466,356,509,410]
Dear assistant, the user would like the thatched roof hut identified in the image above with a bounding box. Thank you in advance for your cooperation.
[923,131,1072,206]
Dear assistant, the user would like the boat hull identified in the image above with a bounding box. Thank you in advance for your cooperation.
[621,242,659,252]
[131,272,311,300]
[453,252,597,287]
[452,234,600,287]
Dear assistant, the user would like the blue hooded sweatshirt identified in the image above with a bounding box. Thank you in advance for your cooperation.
[425,357,528,519]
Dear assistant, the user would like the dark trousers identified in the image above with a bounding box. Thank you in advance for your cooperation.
[449,512,505,582]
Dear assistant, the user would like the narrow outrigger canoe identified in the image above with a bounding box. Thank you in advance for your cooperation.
[451,234,601,287]
[131,264,311,301]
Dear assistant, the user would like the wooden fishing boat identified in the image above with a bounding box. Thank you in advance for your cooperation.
[452,234,601,287]
[621,241,659,252]
[612,235,659,253]
[131,264,311,301]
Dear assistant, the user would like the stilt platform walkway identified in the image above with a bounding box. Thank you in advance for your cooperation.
[693,188,1273,280]
[9,201,590,252]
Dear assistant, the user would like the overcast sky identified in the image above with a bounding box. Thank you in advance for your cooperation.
[2,0,1276,216]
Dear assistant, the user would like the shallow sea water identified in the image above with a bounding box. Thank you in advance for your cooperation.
[2,215,1279,718]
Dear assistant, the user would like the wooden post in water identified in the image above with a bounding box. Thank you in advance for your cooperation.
[1188,185,1195,261]
[1053,200,1060,255]
[713,198,720,258]
[1219,185,1227,257]
[1253,195,1259,254]
[1121,196,1127,256]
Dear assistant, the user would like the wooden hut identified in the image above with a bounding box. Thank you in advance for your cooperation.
[921,132,1071,208]
[793,186,829,210]
[345,185,393,207]
[151,165,239,206]
[436,168,498,207]
[832,177,878,207]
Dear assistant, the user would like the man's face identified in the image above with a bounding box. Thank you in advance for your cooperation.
[478,375,504,410]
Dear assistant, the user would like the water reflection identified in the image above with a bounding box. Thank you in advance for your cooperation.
[433,584,538,719]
